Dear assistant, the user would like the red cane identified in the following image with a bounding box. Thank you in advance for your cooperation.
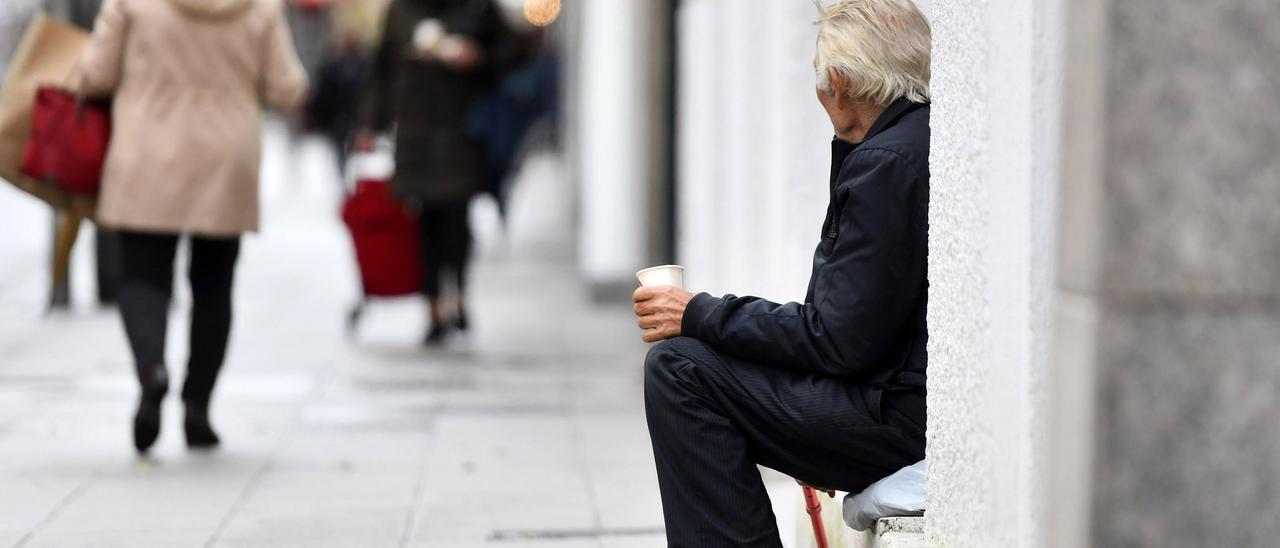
[803,485,830,548]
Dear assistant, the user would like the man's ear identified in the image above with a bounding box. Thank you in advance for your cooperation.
[826,67,851,103]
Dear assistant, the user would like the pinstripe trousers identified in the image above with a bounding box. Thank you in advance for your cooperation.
[644,337,926,548]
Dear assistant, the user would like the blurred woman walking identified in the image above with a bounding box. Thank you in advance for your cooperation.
[80,0,308,453]
[358,0,515,345]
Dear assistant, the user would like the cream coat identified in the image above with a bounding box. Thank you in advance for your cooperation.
[81,0,307,235]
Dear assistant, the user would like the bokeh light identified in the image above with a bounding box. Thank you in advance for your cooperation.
[523,0,560,28]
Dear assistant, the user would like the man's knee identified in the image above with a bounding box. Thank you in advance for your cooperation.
[644,336,715,386]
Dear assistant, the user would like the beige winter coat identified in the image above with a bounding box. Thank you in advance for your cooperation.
[81,0,308,236]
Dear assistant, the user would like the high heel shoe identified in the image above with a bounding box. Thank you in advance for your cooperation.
[133,366,168,454]
[184,401,220,449]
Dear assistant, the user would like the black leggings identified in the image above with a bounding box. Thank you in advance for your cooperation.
[117,231,239,405]
[418,203,471,299]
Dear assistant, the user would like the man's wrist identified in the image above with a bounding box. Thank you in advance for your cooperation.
[681,292,720,340]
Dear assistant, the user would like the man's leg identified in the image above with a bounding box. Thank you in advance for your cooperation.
[645,338,783,548]
[644,337,925,547]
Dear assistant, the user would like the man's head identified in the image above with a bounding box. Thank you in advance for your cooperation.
[814,0,931,139]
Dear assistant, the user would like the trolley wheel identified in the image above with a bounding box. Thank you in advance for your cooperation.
[346,299,367,335]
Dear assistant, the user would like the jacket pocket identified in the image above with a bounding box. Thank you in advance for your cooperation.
[817,197,843,256]
[818,232,837,256]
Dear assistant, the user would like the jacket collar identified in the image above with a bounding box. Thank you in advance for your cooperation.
[829,97,925,185]
[863,96,922,143]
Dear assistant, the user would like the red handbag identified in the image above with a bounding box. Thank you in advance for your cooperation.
[341,178,423,297]
[20,86,111,195]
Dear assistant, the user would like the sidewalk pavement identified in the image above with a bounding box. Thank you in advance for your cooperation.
[0,122,804,547]
[0,119,669,548]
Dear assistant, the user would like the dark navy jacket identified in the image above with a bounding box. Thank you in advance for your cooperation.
[682,97,929,392]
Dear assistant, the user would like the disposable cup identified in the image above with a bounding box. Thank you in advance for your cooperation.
[636,265,685,290]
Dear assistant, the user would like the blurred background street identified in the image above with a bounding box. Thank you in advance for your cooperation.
[4,0,1277,545]
[0,123,684,548]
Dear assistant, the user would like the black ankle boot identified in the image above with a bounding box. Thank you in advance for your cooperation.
[454,309,469,332]
[184,401,220,449]
[133,366,168,454]
[424,321,449,345]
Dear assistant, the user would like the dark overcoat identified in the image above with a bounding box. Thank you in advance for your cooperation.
[682,97,931,413]
[361,0,514,205]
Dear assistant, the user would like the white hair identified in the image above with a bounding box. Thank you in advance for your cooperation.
[814,0,931,106]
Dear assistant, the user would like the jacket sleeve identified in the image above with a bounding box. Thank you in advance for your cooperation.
[78,0,125,98]
[681,148,925,378]
[260,5,309,111]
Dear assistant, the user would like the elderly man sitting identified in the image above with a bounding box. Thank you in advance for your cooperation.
[632,1,931,545]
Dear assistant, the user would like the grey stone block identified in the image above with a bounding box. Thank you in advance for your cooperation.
[1091,309,1280,547]
[1098,0,1280,299]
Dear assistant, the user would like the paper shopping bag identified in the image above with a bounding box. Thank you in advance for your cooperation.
[0,14,97,217]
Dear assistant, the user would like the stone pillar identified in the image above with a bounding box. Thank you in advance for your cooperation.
[572,0,671,295]
[926,0,1063,546]
[1054,0,1280,546]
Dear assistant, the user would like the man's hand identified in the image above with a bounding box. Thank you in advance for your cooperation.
[633,286,694,343]
[353,129,376,153]
[438,37,482,71]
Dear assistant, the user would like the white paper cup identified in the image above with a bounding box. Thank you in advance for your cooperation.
[636,265,685,290]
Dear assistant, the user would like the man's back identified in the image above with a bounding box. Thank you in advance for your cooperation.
[812,98,930,390]
[683,98,930,391]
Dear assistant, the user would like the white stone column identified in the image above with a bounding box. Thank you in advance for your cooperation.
[675,0,725,295]
[675,0,833,302]
[573,0,669,292]
[925,0,1063,546]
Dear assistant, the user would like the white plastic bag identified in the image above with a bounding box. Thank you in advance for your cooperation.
[842,459,926,531]
[344,137,395,190]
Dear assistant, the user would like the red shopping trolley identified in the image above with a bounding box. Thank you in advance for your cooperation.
[341,177,422,332]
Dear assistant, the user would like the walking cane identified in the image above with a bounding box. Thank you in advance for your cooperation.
[802,485,830,548]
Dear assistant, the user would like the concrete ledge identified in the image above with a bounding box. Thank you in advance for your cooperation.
[867,517,926,548]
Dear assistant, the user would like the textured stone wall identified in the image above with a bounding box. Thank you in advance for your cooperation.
[1071,0,1280,545]
[927,0,1062,546]
[923,0,995,544]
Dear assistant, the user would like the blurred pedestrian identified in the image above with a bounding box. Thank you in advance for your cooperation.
[309,32,369,173]
[42,0,100,27]
[465,28,557,222]
[0,1,41,75]
[283,0,331,144]
[357,0,516,345]
[286,0,332,85]
[39,0,123,310]
[79,0,308,453]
